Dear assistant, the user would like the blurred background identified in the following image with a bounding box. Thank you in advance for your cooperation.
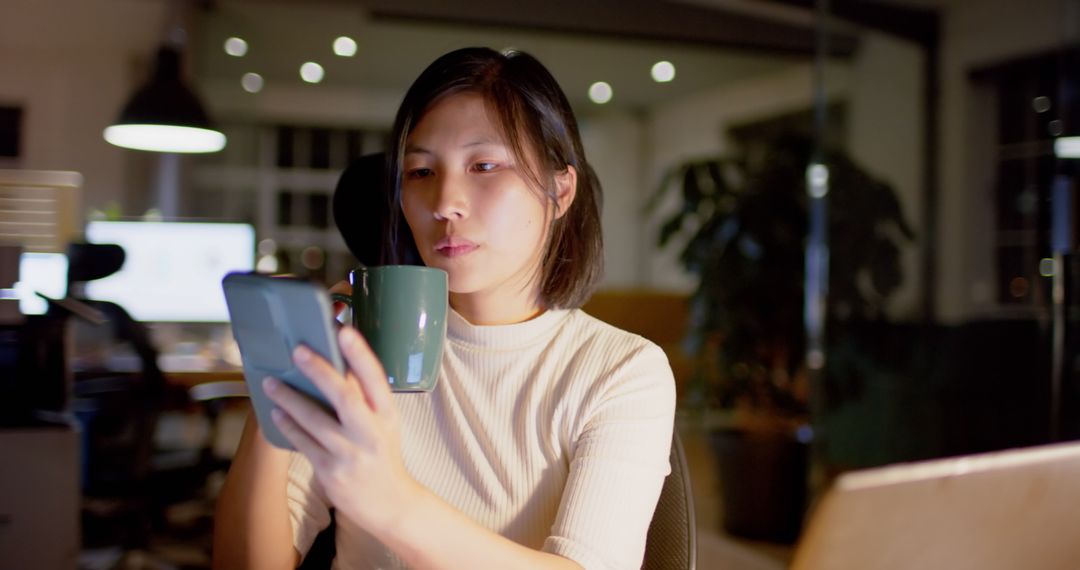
[1,0,1078,568]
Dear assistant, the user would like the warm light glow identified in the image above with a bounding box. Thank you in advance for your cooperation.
[1055,136,1080,159]
[241,72,264,93]
[301,246,325,270]
[1009,276,1029,298]
[224,37,248,57]
[300,62,324,83]
[333,36,357,57]
[651,61,676,83]
[104,124,226,153]
[588,81,613,104]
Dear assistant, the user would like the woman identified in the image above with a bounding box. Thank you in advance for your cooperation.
[214,47,675,570]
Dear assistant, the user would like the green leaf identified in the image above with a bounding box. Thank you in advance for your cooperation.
[658,215,685,247]
[682,165,703,211]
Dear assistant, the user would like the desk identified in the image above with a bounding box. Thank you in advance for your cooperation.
[164,369,244,390]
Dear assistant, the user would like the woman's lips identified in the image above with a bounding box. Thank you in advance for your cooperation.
[435,237,478,258]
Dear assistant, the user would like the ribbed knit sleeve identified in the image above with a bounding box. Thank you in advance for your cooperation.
[287,451,332,558]
[543,342,677,570]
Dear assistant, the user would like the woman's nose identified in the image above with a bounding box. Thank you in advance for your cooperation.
[433,174,468,221]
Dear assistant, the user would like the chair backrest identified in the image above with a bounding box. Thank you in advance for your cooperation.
[332,152,420,266]
[643,430,697,570]
[58,243,167,496]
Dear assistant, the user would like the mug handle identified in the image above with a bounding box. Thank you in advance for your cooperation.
[330,293,353,325]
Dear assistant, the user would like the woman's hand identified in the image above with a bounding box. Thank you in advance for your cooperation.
[262,326,421,535]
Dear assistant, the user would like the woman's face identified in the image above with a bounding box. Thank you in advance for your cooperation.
[400,92,555,317]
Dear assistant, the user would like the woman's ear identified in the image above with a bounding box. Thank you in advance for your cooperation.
[553,165,577,219]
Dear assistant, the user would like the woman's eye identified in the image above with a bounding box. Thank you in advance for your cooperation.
[407,168,433,179]
[473,162,498,173]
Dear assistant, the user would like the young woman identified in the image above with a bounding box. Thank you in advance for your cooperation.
[214,47,676,570]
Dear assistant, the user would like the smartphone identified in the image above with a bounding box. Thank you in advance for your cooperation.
[222,272,344,449]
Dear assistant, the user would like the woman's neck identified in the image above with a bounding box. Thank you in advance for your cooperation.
[449,290,545,325]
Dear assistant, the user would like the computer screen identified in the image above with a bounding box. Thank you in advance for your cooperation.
[84,221,255,322]
[14,252,69,315]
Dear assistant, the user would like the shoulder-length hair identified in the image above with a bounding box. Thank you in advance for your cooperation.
[386,46,604,310]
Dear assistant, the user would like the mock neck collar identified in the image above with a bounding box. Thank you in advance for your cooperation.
[447,308,572,350]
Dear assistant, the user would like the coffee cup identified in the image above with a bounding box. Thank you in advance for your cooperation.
[331,265,447,392]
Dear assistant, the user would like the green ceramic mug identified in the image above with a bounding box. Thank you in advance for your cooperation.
[331,265,448,392]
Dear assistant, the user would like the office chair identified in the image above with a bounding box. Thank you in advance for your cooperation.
[52,243,169,548]
[644,431,697,570]
[332,152,421,267]
[58,243,230,553]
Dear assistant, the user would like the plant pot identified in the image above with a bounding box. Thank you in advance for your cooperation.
[710,426,809,543]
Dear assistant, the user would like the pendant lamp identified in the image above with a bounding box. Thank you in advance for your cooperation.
[104,46,226,153]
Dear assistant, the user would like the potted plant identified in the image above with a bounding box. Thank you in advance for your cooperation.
[653,133,914,542]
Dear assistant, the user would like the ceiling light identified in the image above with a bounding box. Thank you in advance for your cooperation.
[588,81,613,104]
[333,36,357,57]
[300,62,324,84]
[651,61,676,83]
[241,72,264,93]
[104,125,225,153]
[104,46,226,153]
[1054,136,1080,159]
[224,37,248,57]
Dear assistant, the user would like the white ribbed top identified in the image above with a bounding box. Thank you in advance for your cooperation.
[287,308,676,570]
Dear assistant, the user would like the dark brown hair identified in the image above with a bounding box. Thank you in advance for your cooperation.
[386,47,604,309]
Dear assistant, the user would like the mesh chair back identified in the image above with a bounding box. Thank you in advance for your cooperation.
[642,431,697,570]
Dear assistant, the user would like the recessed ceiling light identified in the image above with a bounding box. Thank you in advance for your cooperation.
[224,37,248,57]
[241,72,264,93]
[300,62,324,84]
[333,36,357,57]
[651,61,676,83]
[588,82,613,104]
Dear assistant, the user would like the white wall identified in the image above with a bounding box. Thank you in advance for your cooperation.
[579,110,648,288]
[0,0,167,218]
[846,32,925,319]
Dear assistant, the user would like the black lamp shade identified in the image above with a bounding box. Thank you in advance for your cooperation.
[104,46,226,153]
[116,47,211,128]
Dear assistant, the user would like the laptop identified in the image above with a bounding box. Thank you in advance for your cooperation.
[791,440,1080,570]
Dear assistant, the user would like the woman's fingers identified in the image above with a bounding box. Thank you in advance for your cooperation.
[268,406,320,454]
[338,326,394,415]
[328,280,352,296]
[263,377,350,455]
[291,344,379,436]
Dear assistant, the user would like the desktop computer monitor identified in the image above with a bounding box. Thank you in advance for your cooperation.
[14,252,69,315]
[84,221,255,322]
